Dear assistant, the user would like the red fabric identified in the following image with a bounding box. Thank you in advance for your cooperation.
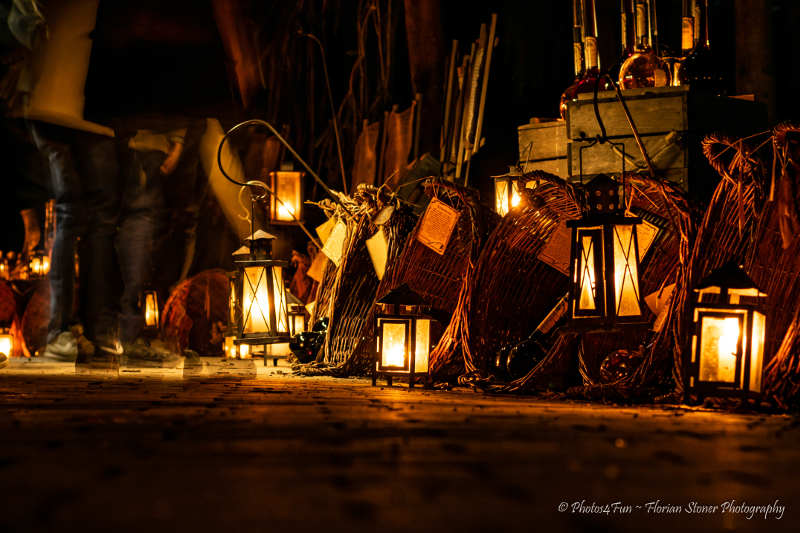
[162,269,228,354]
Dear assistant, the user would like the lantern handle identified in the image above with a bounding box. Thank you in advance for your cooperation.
[216,119,352,217]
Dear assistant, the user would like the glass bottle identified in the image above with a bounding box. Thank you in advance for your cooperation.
[677,0,723,93]
[618,0,671,89]
[560,0,611,117]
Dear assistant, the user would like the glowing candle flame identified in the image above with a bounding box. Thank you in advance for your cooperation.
[0,334,12,357]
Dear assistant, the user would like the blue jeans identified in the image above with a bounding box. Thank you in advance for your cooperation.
[31,123,164,345]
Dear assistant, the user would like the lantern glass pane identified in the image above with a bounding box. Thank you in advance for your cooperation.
[495,179,509,216]
[144,292,158,328]
[291,314,305,336]
[414,319,430,373]
[239,344,251,359]
[243,266,271,334]
[229,279,237,325]
[0,334,12,356]
[273,172,302,222]
[699,316,741,383]
[613,225,641,317]
[381,321,408,370]
[729,287,767,304]
[749,311,766,392]
[224,336,236,359]
[271,266,288,333]
[578,234,598,311]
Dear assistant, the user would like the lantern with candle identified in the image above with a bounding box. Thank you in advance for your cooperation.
[29,250,50,278]
[686,262,767,400]
[269,169,304,224]
[0,326,13,359]
[373,284,436,388]
[567,174,645,329]
[493,168,528,217]
[142,289,160,334]
[229,230,290,359]
[287,291,307,337]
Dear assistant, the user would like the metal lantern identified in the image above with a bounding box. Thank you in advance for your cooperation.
[287,291,307,337]
[567,174,645,329]
[493,167,527,217]
[373,284,435,388]
[230,230,290,357]
[29,250,50,278]
[687,262,767,400]
[142,290,160,333]
[269,170,304,224]
[0,327,13,358]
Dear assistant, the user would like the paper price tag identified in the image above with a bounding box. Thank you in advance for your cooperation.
[366,228,389,280]
[537,219,572,276]
[416,198,459,255]
[321,220,347,266]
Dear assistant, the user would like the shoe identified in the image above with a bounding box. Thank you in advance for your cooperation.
[0,352,8,369]
[41,330,79,362]
[75,332,119,371]
[123,339,182,369]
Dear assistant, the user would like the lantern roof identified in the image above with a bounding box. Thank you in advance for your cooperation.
[232,245,251,256]
[697,261,764,292]
[286,291,304,307]
[585,173,618,189]
[245,229,277,242]
[377,284,427,306]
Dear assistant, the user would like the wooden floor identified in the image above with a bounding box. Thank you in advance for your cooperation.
[0,358,797,532]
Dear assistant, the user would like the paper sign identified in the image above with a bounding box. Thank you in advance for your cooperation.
[307,252,329,282]
[316,217,337,244]
[416,198,459,255]
[321,220,347,266]
[628,210,660,261]
[366,228,389,280]
[646,283,675,333]
[537,219,572,276]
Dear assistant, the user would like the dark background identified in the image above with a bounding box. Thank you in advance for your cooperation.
[3,0,796,253]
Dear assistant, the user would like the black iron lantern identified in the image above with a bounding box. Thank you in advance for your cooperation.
[686,262,767,400]
[493,167,528,217]
[567,174,645,329]
[373,284,435,388]
[287,291,307,337]
[229,230,290,357]
[269,170,304,224]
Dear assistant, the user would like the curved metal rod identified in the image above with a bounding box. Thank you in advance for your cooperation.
[216,118,352,217]
[298,30,349,194]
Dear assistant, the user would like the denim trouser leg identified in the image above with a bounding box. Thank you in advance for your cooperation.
[30,124,85,342]
[117,150,165,344]
[76,135,121,344]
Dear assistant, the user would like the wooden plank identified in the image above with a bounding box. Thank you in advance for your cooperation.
[521,158,568,178]
[518,120,567,161]
[566,86,688,140]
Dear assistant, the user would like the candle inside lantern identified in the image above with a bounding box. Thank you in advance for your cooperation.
[381,322,407,368]
[243,266,272,333]
[30,256,42,276]
[699,316,741,383]
[577,234,598,311]
[144,291,158,328]
[42,255,50,275]
[0,332,13,357]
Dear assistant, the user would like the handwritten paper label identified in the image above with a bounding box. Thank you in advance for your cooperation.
[321,220,347,266]
[366,228,389,280]
[416,198,459,255]
[629,211,660,261]
[537,219,572,276]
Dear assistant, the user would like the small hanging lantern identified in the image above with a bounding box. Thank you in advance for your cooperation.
[287,291,307,337]
[230,230,290,357]
[0,254,8,280]
[29,250,50,278]
[0,327,13,358]
[373,284,435,388]
[269,169,304,224]
[686,262,767,400]
[493,167,527,217]
[142,290,160,334]
[567,174,645,329]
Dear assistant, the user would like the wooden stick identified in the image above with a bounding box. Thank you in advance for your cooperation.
[471,14,497,162]
[448,53,469,179]
[441,40,458,161]
[413,92,422,161]
[455,41,477,180]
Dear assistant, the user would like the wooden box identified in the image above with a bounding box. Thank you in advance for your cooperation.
[517,119,568,177]
[564,86,766,200]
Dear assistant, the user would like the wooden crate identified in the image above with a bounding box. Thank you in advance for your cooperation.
[517,119,568,177]
[564,86,766,201]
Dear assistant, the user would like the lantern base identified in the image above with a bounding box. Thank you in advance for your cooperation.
[372,369,431,389]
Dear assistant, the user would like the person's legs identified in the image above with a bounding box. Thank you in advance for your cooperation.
[29,123,85,345]
[116,148,165,344]
[74,134,121,350]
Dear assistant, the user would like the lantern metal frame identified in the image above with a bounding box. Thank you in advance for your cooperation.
[287,291,307,337]
[269,170,305,225]
[685,262,768,401]
[372,285,435,388]
[493,170,524,217]
[230,231,291,360]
